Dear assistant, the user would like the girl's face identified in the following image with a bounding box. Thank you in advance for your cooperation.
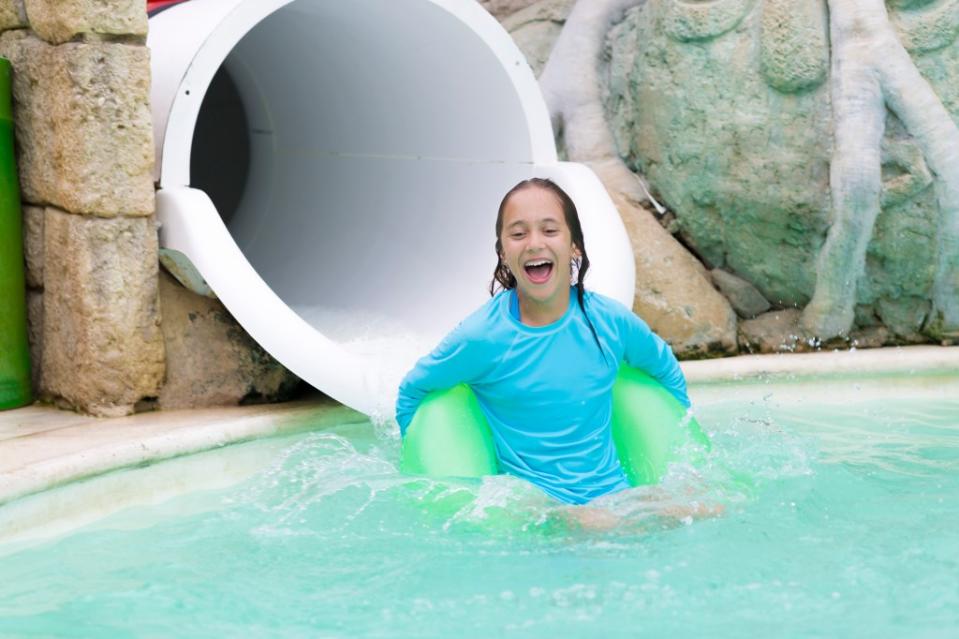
[500,186,581,307]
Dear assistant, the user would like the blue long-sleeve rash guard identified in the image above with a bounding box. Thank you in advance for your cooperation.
[395,288,691,505]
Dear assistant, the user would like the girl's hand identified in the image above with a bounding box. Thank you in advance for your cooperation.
[556,505,623,532]
[658,501,725,522]
[556,494,725,533]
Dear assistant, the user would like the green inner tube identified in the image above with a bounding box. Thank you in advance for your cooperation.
[400,366,708,486]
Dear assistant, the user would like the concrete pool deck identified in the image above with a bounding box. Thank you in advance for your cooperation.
[1,345,957,513]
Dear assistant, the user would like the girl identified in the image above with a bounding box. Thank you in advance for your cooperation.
[395,178,690,506]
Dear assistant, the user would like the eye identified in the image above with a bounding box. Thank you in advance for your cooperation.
[543,228,559,236]
[509,232,525,239]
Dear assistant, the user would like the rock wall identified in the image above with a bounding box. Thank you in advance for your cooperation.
[502,0,739,358]
[0,0,299,415]
[157,273,302,410]
[0,2,162,416]
[606,0,831,308]
[479,0,542,21]
[494,0,959,353]
[500,0,575,77]
[604,0,959,348]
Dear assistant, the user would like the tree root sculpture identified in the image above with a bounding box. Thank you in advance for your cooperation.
[801,0,959,339]
[544,0,959,344]
[539,0,648,201]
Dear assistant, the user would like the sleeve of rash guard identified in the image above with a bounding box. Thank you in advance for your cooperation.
[621,309,691,409]
[395,324,486,436]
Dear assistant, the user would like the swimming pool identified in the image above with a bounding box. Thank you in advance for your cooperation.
[0,374,956,637]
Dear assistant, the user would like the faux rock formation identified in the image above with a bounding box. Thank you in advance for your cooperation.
[805,0,959,341]
[607,0,829,312]
[21,204,42,288]
[0,32,154,217]
[40,208,164,416]
[738,308,806,354]
[710,268,771,319]
[2,8,304,415]
[23,0,147,44]
[479,0,541,20]
[501,0,575,77]
[0,0,26,30]
[539,0,738,357]
[739,308,899,354]
[25,290,41,392]
[599,164,738,358]
[605,0,959,345]
[1,20,162,416]
[157,272,302,410]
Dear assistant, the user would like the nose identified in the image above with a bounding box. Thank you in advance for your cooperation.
[527,230,546,251]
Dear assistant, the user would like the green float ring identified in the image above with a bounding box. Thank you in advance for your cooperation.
[0,56,32,411]
[400,366,708,486]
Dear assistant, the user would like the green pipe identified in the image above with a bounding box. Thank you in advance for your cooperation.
[0,56,32,410]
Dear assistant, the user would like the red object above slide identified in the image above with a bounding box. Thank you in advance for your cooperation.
[147,0,189,15]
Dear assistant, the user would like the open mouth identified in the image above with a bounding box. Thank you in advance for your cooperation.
[523,258,554,284]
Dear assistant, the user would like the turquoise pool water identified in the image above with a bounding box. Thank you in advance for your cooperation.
[0,377,957,637]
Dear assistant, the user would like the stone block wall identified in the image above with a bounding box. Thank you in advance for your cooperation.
[478,0,540,21]
[0,1,162,416]
[0,1,302,416]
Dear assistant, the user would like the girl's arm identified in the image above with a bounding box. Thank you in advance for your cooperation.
[621,312,691,409]
[395,324,487,435]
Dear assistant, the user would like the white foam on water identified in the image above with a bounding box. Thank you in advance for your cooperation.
[293,304,447,430]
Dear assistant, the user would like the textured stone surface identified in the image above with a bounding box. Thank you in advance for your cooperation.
[710,268,771,319]
[40,208,164,416]
[24,0,147,44]
[739,307,897,352]
[0,0,26,30]
[606,2,830,309]
[0,32,154,217]
[479,0,540,20]
[25,289,41,393]
[21,205,42,289]
[849,325,892,349]
[660,0,752,42]
[891,0,959,54]
[599,164,738,359]
[502,0,574,77]
[759,0,828,93]
[738,309,807,354]
[157,272,302,410]
[605,0,956,343]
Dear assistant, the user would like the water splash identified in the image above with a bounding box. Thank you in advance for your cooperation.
[224,406,808,540]
[293,304,444,425]
[2,384,957,637]
[217,306,957,538]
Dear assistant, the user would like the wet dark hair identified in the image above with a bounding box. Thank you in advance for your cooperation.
[489,178,607,362]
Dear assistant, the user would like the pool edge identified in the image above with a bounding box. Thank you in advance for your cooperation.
[0,399,367,508]
[682,344,959,383]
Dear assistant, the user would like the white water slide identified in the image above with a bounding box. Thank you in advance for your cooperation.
[149,0,635,417]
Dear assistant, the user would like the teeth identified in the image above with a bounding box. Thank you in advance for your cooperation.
[525,259,552,267]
